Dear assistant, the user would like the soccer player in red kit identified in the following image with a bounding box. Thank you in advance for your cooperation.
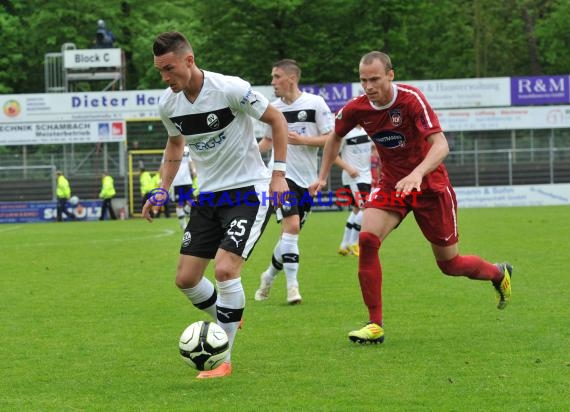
[310,51,512,344]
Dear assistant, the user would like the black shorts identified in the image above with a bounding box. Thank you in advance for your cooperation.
[275,178,312,229]
[173,184,195,204]
[343,182,372,208]
[180,184,272,260]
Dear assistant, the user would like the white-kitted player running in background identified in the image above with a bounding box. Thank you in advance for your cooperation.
[254,59,334,305]
[335,125,373,256]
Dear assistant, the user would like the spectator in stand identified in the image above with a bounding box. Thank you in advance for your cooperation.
[93,19,116,48]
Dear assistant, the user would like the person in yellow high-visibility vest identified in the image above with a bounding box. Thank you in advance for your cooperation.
[99,171,117,220]
[56,170,76,221]
[139,167,155,218]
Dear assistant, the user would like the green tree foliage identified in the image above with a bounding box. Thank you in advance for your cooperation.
[535,0,570,74]
[0,0,568,94]
[0,2,25,93]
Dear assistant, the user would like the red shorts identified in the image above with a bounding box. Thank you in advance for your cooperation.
[364,185,459,246]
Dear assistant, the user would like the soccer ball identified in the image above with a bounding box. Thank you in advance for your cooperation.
[179,321,229,371]
[69,195,79,206]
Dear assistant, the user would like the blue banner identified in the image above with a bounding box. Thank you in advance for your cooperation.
[300,83,353,112]
[511,75,570,106]
[0,200,103,223]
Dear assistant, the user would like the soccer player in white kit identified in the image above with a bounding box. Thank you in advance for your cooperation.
[335,126,373,256]
[254,59,334,304]
[144,31,289,379]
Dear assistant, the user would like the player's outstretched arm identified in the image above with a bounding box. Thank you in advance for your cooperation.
[161,135,186,191]
[260,104,288,206]
[395,132,449,196]
[287,131,329,147]
[309,131,342,196]
[334,155,359,178]
[258,137,273,154]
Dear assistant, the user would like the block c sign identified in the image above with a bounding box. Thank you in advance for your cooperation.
[63,49,122,69]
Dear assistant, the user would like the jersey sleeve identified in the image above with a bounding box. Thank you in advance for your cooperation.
[411,89,442,139]
[158,103,181,137]
[334,103,358,138]
[315,97,334,135]
[225,77,270,121]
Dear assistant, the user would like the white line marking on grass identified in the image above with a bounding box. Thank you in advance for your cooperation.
[88,228,178,243]
[0,225,22,234]
[3,228,177,248]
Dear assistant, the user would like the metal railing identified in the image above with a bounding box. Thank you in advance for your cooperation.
[445,147,570,186]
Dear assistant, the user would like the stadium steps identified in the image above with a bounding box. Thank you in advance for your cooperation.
[0,177,125,202]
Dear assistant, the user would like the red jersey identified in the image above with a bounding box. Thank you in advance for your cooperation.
[335,83,450,193]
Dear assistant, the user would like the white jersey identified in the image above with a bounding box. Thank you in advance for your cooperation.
[340,127,372,186]
[168,145,193,187]
[159,70,270,193]
[266,92,333,188]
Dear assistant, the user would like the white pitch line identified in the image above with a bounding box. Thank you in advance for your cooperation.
[1,228,177,248]
[89,228,177,243]
[0,225,22,234]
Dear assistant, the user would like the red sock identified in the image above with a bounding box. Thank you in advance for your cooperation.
[437,255,502,281]
[358,232,382,325]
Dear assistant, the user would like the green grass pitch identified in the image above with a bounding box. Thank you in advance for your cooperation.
[1,206,569,411]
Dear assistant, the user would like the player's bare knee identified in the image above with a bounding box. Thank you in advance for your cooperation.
[282,219,300,234]
[175,272,196,289]
[174,276,186,289]
[213,263,239,282]
[175,263,201,289]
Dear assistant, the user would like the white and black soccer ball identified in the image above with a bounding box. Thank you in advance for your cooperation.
[179,321,229,371]
[69,195,79,206]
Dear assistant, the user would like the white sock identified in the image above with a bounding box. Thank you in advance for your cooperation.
[179,277,217,320]
[341,212,355,248]
[349,210,363,245]
[176,207,186,230]
[280,233,299,289]
[265,240,282,280]
[216,278,245,362]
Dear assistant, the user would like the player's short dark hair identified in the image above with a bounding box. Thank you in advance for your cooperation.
[153,31,193,56]
[360,51,393,72]
[273,59,301,80]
